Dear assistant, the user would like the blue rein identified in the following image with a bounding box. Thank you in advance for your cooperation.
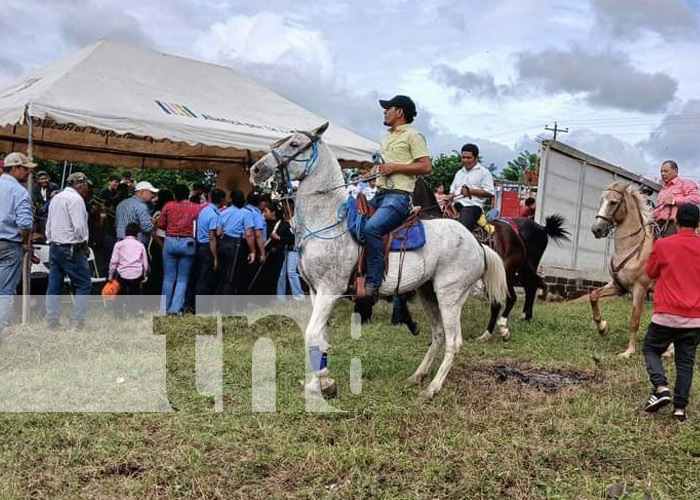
[271,137,349,245]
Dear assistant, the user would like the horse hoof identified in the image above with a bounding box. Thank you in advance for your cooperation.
[407,374,424,386]
[618,350,634,359]
[419,388,435,402]
[320,378,338,399]
[520,312,527,321]
[598,321,609,336]
[476,332,491,343]
[501,329,511,342]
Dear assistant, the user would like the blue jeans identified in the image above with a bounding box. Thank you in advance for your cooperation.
[162,237,195,314]
[0,241,24,338]
[363,191,410,289]
[46,243,92,325]
[276,250,304,299]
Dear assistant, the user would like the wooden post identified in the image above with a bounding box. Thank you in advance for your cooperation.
[21,113,34,324]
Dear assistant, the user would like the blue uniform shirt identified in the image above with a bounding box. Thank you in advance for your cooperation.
[0,174,33,242]
[246,205,266,240]
[218,206,254,237]
[196,203,220,243]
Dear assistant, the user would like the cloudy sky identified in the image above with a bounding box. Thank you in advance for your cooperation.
[2,0,700,181]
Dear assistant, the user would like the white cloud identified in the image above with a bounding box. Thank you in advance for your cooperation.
[194,11,336,84]
[566,128,653,173]
[516,45,678,114]
[640,99,700,172]
[591,0,700,41]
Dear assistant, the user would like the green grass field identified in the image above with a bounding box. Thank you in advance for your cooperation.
[1,296,699,499]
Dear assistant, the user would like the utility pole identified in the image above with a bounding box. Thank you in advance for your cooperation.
[545,122,569,141]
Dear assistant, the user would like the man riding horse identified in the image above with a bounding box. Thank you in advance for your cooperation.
[652,160,700,238]
[364,95,432,303]
[449,143,495,233]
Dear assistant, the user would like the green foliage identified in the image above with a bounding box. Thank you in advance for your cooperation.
[0,297,695,499]
[425,153,462,191]
[501,150,539,183]
[34,159,214,190]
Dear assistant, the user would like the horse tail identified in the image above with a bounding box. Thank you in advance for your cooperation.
[481,245,508,305]
[544,214,571,244]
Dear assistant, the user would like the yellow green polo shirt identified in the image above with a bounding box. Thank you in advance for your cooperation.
[377,124,430,193]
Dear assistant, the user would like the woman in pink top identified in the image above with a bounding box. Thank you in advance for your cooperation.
[109,222,149,317]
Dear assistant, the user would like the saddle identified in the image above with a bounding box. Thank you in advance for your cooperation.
[347,193,425,300]
[470,213,497,245]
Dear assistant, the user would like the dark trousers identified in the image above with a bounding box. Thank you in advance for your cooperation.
[459,205,483,231]
[115,274,142,318]
[217,236,247,295]
[656,220,677,238]
[643,322,700,407]
[195,243,216,296]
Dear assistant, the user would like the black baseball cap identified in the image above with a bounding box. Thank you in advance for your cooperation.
[379,95,417,122]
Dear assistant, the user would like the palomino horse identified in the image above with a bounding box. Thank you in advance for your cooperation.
[411,184,570,341]
[590,182,654,357]
[250,123,508,401]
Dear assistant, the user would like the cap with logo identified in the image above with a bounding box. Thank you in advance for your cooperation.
[135,181,159,193]
[379,95,417,122]
[3,152,37,169]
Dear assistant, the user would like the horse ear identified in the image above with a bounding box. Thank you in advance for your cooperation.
[312,122,330,138]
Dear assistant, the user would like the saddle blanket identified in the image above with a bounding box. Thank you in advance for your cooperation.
[345,196,426,250]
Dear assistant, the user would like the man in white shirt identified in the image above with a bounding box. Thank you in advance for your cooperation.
[449,143,495,231]
[45,172,92,330]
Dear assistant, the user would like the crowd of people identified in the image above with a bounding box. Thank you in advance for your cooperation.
[0,153,305,335]
[2,90,700,421]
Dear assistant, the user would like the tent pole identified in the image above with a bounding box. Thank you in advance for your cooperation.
[61,160,67,189]
[21,114,34,325]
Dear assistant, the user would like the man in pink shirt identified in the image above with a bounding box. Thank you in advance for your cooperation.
[652,160,700,237]
[109,223,149,317]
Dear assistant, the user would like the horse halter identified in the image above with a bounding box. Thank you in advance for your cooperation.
[595,186,628,225]
[270,130,321,193]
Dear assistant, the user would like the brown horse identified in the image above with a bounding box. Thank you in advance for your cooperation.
[590,182,654,357]
[412,178,570,341]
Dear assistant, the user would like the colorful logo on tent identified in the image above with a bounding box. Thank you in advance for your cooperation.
[154,100,198,118]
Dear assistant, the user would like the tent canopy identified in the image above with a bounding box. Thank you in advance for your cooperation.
[0,39,378,171]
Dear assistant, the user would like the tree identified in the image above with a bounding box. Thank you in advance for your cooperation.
[425,153,462,191]
[501,151,539,183]
[35,159,213,190]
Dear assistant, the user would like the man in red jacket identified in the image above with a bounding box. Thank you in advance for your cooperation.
[643,203,700,421]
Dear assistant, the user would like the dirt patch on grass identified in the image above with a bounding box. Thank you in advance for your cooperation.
[453,360,599,395]
[492,364,594,391]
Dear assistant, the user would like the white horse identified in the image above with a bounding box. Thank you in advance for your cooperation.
[250,123,508,401]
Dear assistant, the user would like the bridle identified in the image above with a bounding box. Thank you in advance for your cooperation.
[597,185,651,275]
[265,130,348,245]
[269,131,321,194]
[595,186,628,226]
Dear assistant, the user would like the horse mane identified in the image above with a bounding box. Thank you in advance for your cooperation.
[606,181,651,223]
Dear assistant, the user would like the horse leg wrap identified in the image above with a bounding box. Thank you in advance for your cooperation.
[308,345,328,372]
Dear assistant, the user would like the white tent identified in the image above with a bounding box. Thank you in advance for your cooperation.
[0,39,378,171]
[0,39,379,323]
